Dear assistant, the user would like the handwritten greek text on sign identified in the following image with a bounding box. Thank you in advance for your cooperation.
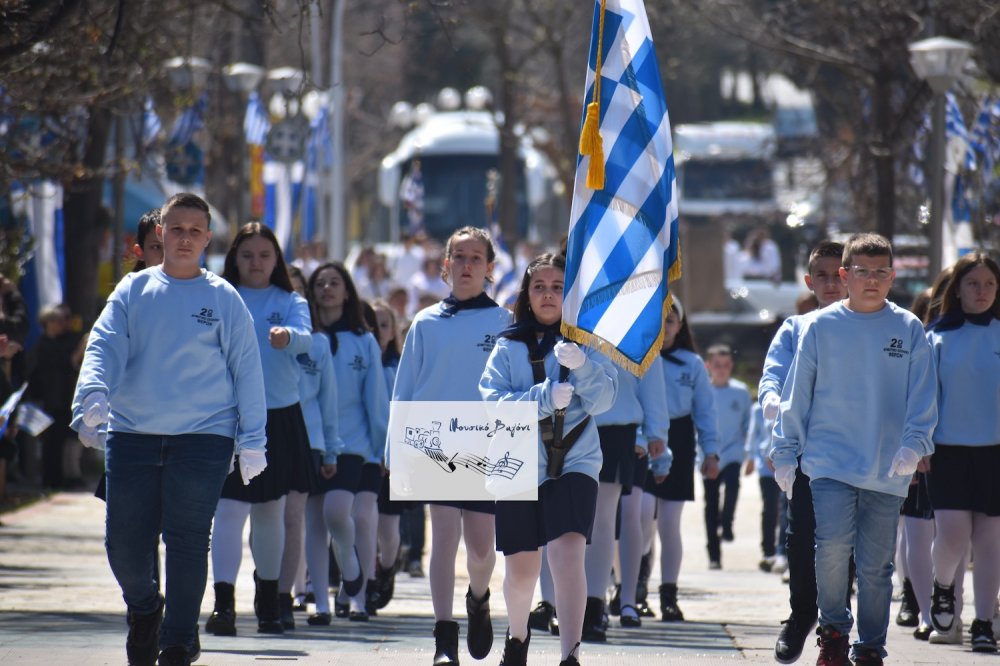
[388,401,538,501]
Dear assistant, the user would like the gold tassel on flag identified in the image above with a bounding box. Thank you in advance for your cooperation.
[579,0,608,190]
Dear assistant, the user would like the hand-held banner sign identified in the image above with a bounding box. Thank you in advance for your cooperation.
[562,0,681,377]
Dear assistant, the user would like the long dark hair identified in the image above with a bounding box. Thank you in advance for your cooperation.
[511,252,566,325]
[668,301,699,355]
[222,222,294,292]
[371,298,402,365]
[308,261,369,334]
[939,252,1000,319]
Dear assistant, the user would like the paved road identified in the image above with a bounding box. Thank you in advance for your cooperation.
[0,480,993,664]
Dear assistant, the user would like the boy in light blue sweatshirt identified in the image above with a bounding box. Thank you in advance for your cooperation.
[702,343,752,569]
[770,233,937,665]
[72,193,268,666]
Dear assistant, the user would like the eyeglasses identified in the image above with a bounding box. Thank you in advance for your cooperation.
[848,266,893,281]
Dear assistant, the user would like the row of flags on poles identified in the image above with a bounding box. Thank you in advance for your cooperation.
[910,93,1000,266]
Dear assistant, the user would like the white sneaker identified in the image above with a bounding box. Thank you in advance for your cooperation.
[929,619,963,645]
[771,555,789,574]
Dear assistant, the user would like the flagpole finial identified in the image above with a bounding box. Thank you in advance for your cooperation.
[579,0,608,190]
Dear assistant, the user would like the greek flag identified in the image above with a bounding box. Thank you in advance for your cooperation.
[244,92,270,147]
[168,94,206,145]
[301,102,332,242]
[945,92,976,172]
[562,0,679,376]
[970,96,999,175]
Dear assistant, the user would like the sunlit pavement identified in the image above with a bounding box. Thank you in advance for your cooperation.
[0,482,992,664]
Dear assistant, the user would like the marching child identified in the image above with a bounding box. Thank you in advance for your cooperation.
[391,226,510,665]
[480,252,618,666]
[758,239,845,663]
[72,193,268,666]
[208,223,316,636]
[770,232,937,664]
[702,343,752,570]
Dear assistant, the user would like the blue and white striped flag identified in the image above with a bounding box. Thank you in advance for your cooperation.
[244,91,271,147]
[969,95,999,175]
[300,102,332,243]
[945,92,976,172]
[562,0,680,377]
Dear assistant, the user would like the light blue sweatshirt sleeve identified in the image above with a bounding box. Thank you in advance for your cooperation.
[900,323,937,457]
[363,333,390,463]
[758,316,798,406]
[637,356,670,447]
[315,338,343,463]
[283,292,314,355]
[691,361,719,458]
[750,405,774,478]
[71,286,129,412]
[769,321,816,469]
[391,316,423,402]
[568,349,618,417]
[480,341,557,413]
[226,299,269,453]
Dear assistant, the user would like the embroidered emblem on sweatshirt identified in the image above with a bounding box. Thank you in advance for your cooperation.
[350,355,366,372]
[677,372,695,388]
[267,311,284,325]
[477,334,498,353]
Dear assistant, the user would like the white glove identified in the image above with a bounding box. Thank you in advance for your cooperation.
[762,393,780,421]
[238,448,268,486]
[81,392,110,428]
[553,341,586,371]
[774,464,797,500]
[888,447,921,478]
[78,423,107,450]
[551,381,574,410]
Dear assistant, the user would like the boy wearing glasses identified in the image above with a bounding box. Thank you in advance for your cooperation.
[770,233,937,666]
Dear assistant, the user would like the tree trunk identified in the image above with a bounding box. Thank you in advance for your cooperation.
[63,108,112,326]
[494,22,520,247]
[872,69,895,241]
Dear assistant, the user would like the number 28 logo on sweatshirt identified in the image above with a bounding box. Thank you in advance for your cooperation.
[883,337,909,359]
[191,307,219,326]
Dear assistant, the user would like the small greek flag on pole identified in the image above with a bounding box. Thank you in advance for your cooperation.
[562,0,680,377]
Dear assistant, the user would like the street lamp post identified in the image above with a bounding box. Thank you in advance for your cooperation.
[222,62,266,226]
[908,36,973,281]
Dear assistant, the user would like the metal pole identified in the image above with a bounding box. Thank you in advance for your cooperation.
[112,114,126,283]
[329,0,346,261]
[928,92,946,281]
[310,2,327,249]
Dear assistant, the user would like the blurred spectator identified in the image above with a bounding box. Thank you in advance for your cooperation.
[357,253,394,301]
[387,285,410,327]
[390,231,427,287]
[740,228,782,282]
[26,304,82,489]
[291,240,327,279]
[407,255,449,317]
[0,273,29,344]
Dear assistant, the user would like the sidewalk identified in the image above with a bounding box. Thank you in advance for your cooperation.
[0,480,992,664]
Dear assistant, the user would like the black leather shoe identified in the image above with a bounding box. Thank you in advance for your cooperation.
[619,604,642,628]
[774,614,817,664]
[205,583,236,636]
[581,596,607,642]
[528,601,555,632]
[157,646,190,666]
[433,620,460,666]
[279,593,296,630]
[499,627,530,666]
[307,612,331,626]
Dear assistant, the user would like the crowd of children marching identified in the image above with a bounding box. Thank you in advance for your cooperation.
[69,194,999,666]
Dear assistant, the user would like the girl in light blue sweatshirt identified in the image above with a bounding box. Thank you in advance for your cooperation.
[392,227,511,665]
[925,252,1000,653]
[208,223,316,637]
[640,299,719,622]
[480,252,617,666]
[304,261,388,623]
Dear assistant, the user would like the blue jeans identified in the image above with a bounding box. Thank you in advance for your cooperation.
[105,432,233,650]
[810,477,903,658]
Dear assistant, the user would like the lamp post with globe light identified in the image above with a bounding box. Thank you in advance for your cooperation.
[908,36,974,281]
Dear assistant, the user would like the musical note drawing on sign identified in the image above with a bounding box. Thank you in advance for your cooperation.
[404,422,455,473]
[452,451,523,480]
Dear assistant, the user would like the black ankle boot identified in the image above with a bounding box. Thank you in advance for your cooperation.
[365,579,379,616]
[896,578,919,627]
[500,627,530,666]
[636,550,655,617]
[581,596,607,642]
[279,592,295,630]
[254,574,284,634]
[127,595,164,666]
[609,583,621,616]
[466,587,493,659]
[659,583,684,621]
[433,620,460,666]
[205,583,236,636]
[375,560,398,609]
